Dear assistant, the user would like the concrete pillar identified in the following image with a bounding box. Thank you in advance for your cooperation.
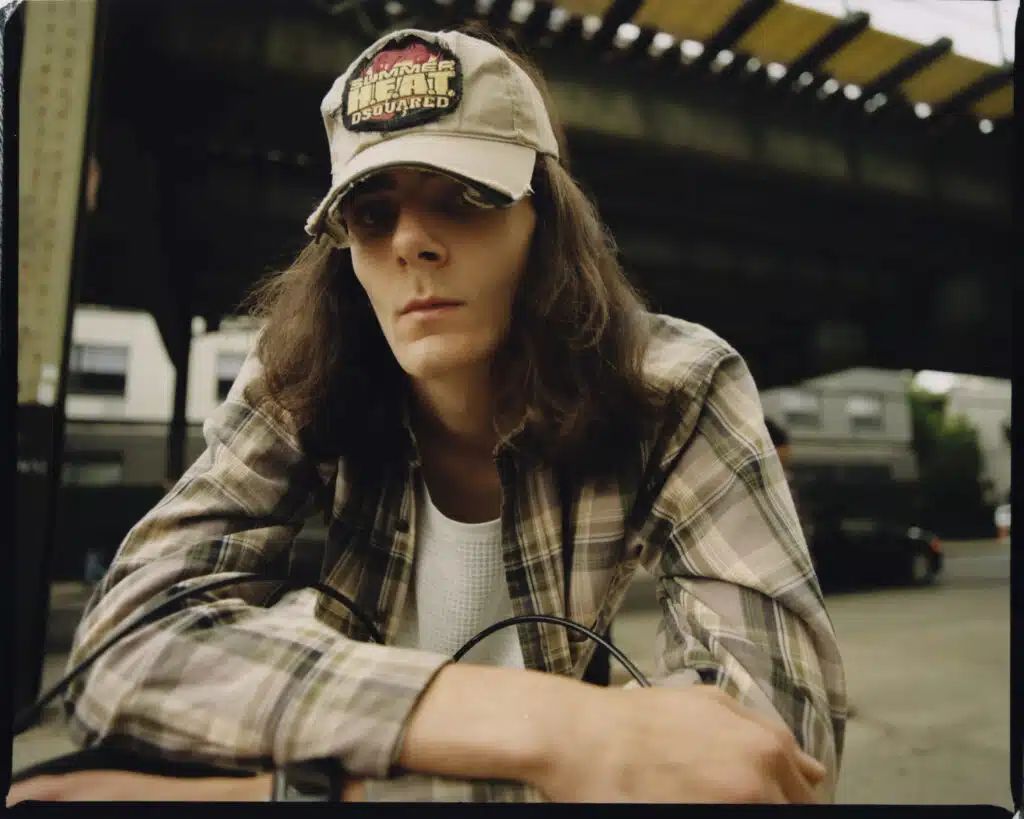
[13,0,101,722]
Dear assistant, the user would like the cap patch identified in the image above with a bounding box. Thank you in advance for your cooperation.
[342,35,462,132]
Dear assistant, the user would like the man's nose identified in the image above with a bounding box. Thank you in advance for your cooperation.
[392,207,447,267]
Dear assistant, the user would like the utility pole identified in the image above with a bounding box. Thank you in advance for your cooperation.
[992,1,1008,66]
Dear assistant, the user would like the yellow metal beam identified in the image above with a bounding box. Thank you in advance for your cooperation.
[735,2,836,67]
[901,52,994,106]
[555,0,613,19]
[822,28,920,88]
[633,0,743,44]
[972,84,1013,119]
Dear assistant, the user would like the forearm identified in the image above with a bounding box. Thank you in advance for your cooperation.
[67,588,451,780]
[395,663,588,787]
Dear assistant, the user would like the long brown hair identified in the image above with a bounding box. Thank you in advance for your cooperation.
[244,24,664,475]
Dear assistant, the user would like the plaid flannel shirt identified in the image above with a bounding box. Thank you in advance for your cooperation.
[65,313,847,801]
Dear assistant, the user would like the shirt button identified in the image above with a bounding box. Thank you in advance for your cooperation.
[395,519,410,533]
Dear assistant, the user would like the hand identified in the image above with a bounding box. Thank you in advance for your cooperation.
[6,770,274,804]
[536,684,828,803]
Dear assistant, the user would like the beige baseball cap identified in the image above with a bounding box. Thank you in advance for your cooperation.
[305,28,560,247]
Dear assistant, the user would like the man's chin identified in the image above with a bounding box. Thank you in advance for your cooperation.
[398,345,492,382]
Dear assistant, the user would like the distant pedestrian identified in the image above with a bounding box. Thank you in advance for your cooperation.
[765,417,810,536]
[82,549,107,586]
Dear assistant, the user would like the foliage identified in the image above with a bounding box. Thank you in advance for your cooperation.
[908,387,990,537]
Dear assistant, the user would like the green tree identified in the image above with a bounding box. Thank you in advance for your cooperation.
[909,388,989,537]
[909,387,947,467]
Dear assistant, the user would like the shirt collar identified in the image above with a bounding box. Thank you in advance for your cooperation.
[398,393,532,470]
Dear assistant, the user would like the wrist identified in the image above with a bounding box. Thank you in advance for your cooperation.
[523,679,608,794]
[509,673,591,788]
[396,663,591,787]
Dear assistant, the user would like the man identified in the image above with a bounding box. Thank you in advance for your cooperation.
[10,25,845,804]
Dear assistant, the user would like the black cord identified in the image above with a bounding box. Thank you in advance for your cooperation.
[13,572,385,737]
[452,614,651,688]
[14,571,651,803]
[15,574,650,743]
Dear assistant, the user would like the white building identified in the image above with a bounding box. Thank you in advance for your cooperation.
[63,306,259,486]
[944,375,1011,505]
[65,311,1007,504]
[760,367,918,483]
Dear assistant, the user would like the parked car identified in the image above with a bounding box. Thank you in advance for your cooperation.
[807,517,944,589]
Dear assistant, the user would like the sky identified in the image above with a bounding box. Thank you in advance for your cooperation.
[786,0,1017,66]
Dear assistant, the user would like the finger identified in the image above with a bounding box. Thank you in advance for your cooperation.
[711,693,827,783]
[7,775,64,805]
[797,752,827,782]
[748,717,826,785]
[778,754,822,805]
[695,687,828,803]
[707,697,825,802]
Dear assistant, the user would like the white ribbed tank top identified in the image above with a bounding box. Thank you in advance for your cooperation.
[392,477,525,668]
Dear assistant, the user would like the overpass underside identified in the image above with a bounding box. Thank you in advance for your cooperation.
[82,0,1011,389]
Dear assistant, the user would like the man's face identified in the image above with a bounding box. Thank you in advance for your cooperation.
[342,168,536,383]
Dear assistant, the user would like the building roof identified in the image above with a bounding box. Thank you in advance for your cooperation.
[946,375,1012,397]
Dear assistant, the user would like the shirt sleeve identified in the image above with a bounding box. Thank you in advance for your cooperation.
[631,347,849,801]
[63,355,452,780]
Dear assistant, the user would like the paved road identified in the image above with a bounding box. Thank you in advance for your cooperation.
[826,577,1011,807]
[935,546,1011,586]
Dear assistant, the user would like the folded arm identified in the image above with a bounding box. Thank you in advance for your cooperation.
[342,348,848,804]
[64,359,582,800]
[631,348,848,800]
[65,360,451,781]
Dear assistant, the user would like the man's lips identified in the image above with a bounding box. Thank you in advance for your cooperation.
[400,298,465,316]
